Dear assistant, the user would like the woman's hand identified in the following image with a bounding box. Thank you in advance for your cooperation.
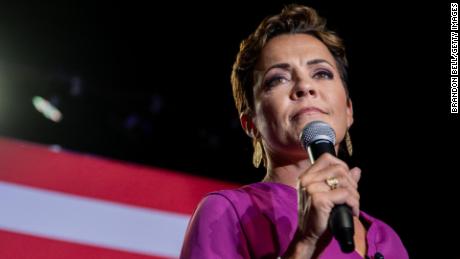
[289,153,361,258]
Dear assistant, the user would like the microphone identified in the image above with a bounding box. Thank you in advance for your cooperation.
[299,120,355,253]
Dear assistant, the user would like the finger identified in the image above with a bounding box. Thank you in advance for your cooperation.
[350,167,361,183]
[326,178,360,202]
[302,181,331,194]
[313,153,350,172]
[299,153,349,181]
[299,164,352,190]
[310,164,357,189]
[301,177,360,203]
[327,188,360,217]
[309,188,359,217]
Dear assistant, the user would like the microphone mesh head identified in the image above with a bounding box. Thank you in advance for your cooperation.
[300,121,336,150]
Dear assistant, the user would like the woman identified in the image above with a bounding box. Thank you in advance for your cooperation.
[181,4,408,258]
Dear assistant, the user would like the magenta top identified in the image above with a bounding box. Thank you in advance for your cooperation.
[181,182,408,259]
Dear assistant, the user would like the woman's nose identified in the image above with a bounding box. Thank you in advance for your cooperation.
[291,80,317,99]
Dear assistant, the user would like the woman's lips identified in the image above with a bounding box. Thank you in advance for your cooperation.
[291,107,327,121]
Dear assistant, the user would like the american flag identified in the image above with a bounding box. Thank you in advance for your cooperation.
[0,137,239,258]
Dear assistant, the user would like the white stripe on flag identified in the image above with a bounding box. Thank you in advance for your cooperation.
[0,181,190,258]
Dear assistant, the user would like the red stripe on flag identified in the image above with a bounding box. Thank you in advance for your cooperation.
[0,229,169,259]
[0,137,240,215]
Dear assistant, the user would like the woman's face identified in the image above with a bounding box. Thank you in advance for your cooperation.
[252,33,353,159]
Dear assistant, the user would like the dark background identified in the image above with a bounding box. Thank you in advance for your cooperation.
[0,1,457,257]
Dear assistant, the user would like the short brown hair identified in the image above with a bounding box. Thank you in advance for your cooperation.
[231,4,349,167]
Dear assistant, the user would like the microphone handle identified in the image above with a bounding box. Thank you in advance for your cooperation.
[307,140,355,253]
[330,204,355,253]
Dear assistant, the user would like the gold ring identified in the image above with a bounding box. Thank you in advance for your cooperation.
[326,177,339,190]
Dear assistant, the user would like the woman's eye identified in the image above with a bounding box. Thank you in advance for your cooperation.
[264,76,289,88]
[313,70,334,80]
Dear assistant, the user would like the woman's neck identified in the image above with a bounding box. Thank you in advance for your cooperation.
[262,143,343,188]
[263,158,312,188]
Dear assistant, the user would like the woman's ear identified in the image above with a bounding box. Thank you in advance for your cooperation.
[346,98,354,128]
[240,113,256,138]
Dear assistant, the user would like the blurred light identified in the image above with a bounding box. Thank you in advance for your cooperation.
[32,96,62,122]
[149,94,163,114]
[48,144,62,153]
[124,114,139,129]
[70,76,82,97]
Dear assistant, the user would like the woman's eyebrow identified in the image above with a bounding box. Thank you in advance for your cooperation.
[266,63,291,72]
[260,63,291,78]
[307,58,334,67]
[266,59,333,72]
[261,58,334,77]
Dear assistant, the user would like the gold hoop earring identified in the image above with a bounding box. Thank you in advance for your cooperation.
[253,139,263,168]
[346,131,353,156]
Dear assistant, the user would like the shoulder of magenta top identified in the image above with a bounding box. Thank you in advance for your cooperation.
[180,182,408,259]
